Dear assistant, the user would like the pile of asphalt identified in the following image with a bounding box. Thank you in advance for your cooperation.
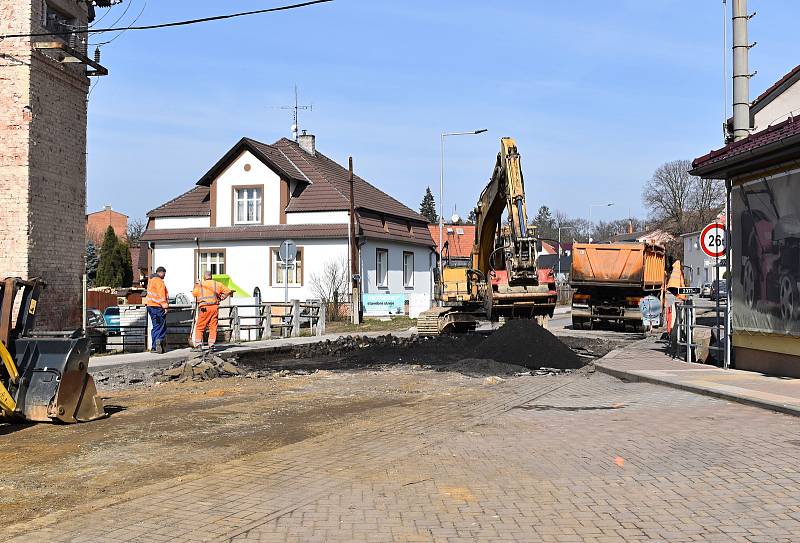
[474,319,584,370]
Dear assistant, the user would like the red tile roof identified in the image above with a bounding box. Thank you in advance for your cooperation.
[692,115,800,170]
[179,137,426,223]
[148,186,210,218]
[428,224,475,258]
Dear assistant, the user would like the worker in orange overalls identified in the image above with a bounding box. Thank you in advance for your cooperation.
[192,271,233,351]
[146,266,169,354]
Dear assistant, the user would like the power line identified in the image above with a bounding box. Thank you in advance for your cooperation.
[1,0,333,39]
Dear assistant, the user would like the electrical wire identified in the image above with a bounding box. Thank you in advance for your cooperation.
[92,0,148,46]
[1,0,333,39]
[100,0,136,34]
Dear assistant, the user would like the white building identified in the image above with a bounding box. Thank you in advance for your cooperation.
[681,230,727,287]
[726,64,800,140]
[141,133,435,317]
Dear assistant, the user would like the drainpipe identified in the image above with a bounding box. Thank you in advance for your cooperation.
[732,0,753,142]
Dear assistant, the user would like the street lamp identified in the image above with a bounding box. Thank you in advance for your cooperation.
[439,129,488,273]
[588,202,614,242]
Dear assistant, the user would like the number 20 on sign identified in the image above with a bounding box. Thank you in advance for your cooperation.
[700,222,726,259]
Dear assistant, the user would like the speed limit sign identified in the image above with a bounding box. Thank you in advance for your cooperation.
[700,222,726,259]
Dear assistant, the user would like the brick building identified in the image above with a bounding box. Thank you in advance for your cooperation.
[86,205,128,245]
[0,1,107,329]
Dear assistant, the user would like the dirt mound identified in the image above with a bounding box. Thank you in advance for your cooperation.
[474,320,584,370]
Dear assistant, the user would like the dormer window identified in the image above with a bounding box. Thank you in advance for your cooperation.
[234,186,262,224]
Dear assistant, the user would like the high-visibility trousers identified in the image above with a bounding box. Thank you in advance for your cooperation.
[194,304,219,346]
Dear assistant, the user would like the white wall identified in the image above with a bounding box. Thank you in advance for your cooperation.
[755,81,800,131]
[361,240,435,317]
[152,239,349,303]
[154,216,210,229]
[213,150,283,226]
[285,211,349,225]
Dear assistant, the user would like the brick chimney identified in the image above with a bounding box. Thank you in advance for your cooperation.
[298,130,315,155]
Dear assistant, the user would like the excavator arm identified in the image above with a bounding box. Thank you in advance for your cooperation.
[471,137,537,282]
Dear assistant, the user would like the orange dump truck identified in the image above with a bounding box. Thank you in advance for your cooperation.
[570,242,666,331]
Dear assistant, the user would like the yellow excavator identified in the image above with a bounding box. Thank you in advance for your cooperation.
[0,278,105,423]
[418,137,557,335]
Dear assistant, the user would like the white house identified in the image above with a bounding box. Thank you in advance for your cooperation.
[140,133,435,317]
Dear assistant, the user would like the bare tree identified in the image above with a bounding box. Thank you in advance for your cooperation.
[642,160,724,235]
[309,257,349,321]
[127,218,147,244]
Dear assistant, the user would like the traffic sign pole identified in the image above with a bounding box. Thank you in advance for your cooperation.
[700,222,727,368]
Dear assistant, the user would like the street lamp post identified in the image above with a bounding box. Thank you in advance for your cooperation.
[588,202,614,242]
[439,129,488,275]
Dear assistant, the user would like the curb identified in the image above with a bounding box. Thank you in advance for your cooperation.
[594,361,800,418]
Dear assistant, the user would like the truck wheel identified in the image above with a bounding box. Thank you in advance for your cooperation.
[571,317,584,330]
[779,273,799,321]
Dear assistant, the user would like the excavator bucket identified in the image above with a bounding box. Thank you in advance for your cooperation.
[12,336,105,423]
[0,277,105,424]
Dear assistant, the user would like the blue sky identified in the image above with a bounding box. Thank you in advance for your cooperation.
[86,1,800,224]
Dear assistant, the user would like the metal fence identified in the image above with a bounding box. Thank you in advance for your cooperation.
[88,300,326,354]
[669,301,729,366]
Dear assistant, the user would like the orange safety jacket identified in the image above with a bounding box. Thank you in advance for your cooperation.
[192,280,231,307]
[146,276,169,308]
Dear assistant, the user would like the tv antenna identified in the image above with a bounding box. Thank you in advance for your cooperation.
[276,86,312,141]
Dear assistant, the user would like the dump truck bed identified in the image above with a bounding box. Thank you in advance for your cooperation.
[570,242,665,290]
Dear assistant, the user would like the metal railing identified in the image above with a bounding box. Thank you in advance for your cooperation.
[86,300,327,353]
[670,301,729,366]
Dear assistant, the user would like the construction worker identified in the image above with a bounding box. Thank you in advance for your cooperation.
[192,271,233,351]
[146,266,169,354]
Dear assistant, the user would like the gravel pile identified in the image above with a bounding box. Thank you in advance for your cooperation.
[474,319,583,370]
[156,353,243,383]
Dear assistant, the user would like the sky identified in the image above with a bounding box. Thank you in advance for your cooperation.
[86,0,800,225]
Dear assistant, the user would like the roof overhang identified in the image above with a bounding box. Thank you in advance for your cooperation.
[690,132,800,180]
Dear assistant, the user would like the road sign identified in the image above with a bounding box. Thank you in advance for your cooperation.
[679,287,701,295]
[700,222,726,259]
[279,239,296,263]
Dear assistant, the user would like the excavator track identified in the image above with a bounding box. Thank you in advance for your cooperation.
[417,307,451,336]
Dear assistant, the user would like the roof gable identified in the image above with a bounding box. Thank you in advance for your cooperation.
[196,137,310,187]
[752,64,800,116]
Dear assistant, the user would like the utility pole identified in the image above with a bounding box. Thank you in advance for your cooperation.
[732,0,753,142]
[349,157,361,325]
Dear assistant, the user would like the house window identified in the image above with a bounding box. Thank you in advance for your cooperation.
[197,251,225,279]
[403,251,414,288]
[234,187,262,224]
[376,248,388,288]
[271,248,303,286]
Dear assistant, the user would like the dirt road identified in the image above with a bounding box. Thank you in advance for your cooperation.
[0,329,628,530]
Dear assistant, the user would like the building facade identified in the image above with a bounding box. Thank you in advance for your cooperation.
[141,135,435,317]
[87,205,128,245]
[1,0,107,329]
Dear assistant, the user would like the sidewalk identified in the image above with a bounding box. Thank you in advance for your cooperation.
[596,338,800,416]
[90,329,415,369]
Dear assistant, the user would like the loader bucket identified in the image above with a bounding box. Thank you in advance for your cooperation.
[11,336,105,423]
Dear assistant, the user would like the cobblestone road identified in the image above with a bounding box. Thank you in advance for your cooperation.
[11,373,800,542]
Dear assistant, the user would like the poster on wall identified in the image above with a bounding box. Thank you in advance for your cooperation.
[362,293,406,316]
[731,169,800,337]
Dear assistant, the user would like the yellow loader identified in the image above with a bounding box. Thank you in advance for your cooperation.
[0,278,105,423]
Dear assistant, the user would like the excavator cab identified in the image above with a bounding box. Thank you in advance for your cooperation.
[0,278,105,423]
